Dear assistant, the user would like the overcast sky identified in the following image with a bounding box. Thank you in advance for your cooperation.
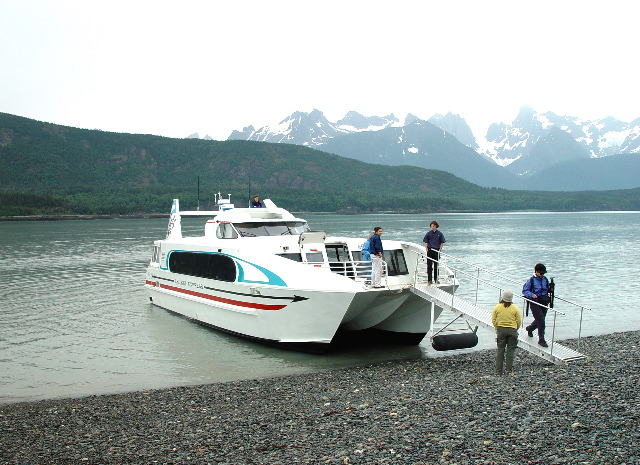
[1,0,638,141]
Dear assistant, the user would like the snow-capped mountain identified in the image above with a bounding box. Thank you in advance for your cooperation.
[335,111,401,133]
[232,109,516,188]
[504,126,591,176]
[483,106,640,174]
[228,109,340,146]
[228,110,401,146]
[428,112,478,150]
[318,118,517,188]
[224,107,640,190]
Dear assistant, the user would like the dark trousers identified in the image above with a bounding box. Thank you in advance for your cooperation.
[427,249,440,282]
[527,303,548,342]
[496,326,518,374]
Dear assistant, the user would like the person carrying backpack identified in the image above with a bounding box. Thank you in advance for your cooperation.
[522,263,551,347]
[361,232,374,284]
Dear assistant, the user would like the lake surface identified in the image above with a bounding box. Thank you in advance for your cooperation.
[1,211,639,404]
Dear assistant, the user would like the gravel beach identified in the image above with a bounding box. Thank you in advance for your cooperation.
[2,331,639,465]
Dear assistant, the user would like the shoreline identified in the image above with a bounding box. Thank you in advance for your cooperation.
[0,213,169,222]
[3,210,640,222]
[2,330,638,464]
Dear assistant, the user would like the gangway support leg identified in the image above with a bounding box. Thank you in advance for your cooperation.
[429,301,435,338]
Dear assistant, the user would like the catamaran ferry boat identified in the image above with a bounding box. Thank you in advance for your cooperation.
[145,195,459,353]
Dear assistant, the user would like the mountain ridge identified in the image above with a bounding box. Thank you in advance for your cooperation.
[227,107,640,190]
[3,111,640,215]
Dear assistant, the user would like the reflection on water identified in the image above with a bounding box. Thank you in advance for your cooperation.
[1,212,639,404]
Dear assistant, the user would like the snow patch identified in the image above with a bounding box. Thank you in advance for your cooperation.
[335,122,394,133]
[576,136,594,145]
[536,114,553,129]
[599,129,631,148]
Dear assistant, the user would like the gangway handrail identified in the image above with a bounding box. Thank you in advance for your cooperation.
[427,259,570,353]
[409,247,588,352]
[419,256,566,320]
[411,284,587,364]
[437,250,590,350]
[438,262,566,316]
[438,251,592,312]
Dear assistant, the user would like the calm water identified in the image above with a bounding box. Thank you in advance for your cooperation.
[1,212,639,404]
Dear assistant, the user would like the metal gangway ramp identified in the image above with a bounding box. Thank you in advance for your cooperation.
[411,284,586,364]
[405,247,590,365]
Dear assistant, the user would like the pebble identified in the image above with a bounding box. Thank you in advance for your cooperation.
[1,331,639,464]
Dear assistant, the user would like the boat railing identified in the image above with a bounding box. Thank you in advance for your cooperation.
[419,250,590,351]
[305,260,388,284]
[402,242,456,286]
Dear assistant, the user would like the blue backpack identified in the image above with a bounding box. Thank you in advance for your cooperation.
[525,276,555,315]
[361,239,371,258]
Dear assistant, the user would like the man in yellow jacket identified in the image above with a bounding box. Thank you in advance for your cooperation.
[492,290,522,375]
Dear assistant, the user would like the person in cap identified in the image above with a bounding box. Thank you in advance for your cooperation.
[492,289,522,375]
[522,263,551,347]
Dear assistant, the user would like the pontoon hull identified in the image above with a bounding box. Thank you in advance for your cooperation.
[146,271,454,353]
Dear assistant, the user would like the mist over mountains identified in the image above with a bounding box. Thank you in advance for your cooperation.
[227,107,640,191]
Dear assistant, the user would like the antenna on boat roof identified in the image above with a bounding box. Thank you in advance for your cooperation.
[197,176,200,211]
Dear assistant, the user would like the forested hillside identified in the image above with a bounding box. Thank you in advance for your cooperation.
[1,112,640,216]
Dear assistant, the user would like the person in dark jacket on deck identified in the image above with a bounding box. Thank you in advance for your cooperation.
[523,263,551,348]
[250,195,263,208]
[422,221,446,284]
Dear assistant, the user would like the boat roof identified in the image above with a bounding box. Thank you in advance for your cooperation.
[179,198,306,224]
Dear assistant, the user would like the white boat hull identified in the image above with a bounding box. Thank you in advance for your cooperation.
[146,268,452,352]
[145,198,458,353]
[146,271,357,351]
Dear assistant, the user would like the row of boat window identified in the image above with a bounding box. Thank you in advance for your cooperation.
[277,249,409,276]
[216,222,310,238]
[353,250,409,276]
[324,244,409,276]
[168,252,236,282]
[167,248,409,282]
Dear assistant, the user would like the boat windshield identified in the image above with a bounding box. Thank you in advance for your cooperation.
[234,221,310,237]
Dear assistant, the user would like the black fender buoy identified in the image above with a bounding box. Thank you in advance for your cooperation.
[431,332,479,351]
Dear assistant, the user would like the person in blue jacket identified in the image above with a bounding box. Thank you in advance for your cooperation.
[369,227,384,288]
[523,263,551,347]
[361,232,374,284]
